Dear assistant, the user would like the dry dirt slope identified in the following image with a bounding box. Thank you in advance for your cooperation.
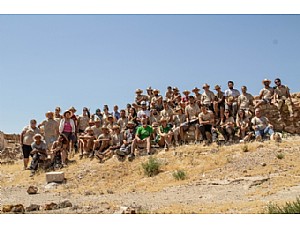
[1,135,300,214]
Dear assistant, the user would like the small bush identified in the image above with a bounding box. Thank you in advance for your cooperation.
[268,197,300,214]
[142,157,161,177]
[242,144,249,152]
[173,170,187,180]
[276,153,285,160]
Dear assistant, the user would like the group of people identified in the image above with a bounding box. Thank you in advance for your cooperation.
[20,78,295,176]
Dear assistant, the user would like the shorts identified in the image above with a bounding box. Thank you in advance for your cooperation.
[181,119,198,131]
[62,132,75,142]
[22,144,33,159]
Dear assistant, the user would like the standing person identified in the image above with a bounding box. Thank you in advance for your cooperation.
[102,105,111,122]
[59,110,76,152]
[201,83,215,111]
[112,105,121,121]
[214,85,225,122]
[29,134,47,177]
[54,107,63,123]
[135,89,147,105]
[125,104,132,117]
[197,105,215,145]
[77,107,90,134]
[151,89,163,111]
[20,119,40,170]
[129,118,154,161]
[192,87,202,107]
[128,107,139,126]
[224,81,240,118]
[165,86,173,100]
[181,90,191,103]
[237,86,255,117]
[273,78,294,119]
[251,108,274,141]
[146,87,154,107]
[38,111,59,150]
[117,109,128,132]
[91,108,103,123]
[255,79,274,109]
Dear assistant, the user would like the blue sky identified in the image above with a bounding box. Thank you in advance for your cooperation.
[0,15,299,133]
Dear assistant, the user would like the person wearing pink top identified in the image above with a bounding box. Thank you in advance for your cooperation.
[59,110,76,152]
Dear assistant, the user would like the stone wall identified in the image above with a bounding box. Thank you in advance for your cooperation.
[256,93,300,134]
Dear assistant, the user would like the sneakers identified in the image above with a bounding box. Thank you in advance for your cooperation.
[128,154,135,162]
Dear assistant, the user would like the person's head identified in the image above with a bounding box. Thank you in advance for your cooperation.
[45,111,54,119]
[238,109,246,118]
[141,117,148,126]
[274,78,281,86]
[224,109,231,117]
[58,134,68,143]
[201,105,209,113]
[153,89,160,96]
[214,85,221,91]
[101,126,110,134]
[127,121,135,129]
[55,107,61,114]
[262,79,271,87]
[96,109,101,115]
[120,109,126,118]
[189,96,195,104]
[63,110,72,119]
[255,108,261,117]
[33,133,43,143]
[135,89,143,95]
[152,122,159,129]
[183,90,190,96]
[126,103,131,109]
[94,117,101,127]
[85,127,94,135]
[130,107,136,115]
[69,106,77,114]
[103,105,109,112]
[146,87,153,95]
[83,107,88,115]
[202,83,210,91]
[228,81,234,89]
[151,109,158,116]
[167,86,172,91]
[30,119,37,128]
[163,100,168,108]
[141,101,147,110]
[192,87,200,94]
[160,118,167,127]
[112,125,121,134]
[107,115,114,123]
[241,86,247,94]
[113,105,119,112]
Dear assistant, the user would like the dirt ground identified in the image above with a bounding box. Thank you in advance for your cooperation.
[1,136,300,214]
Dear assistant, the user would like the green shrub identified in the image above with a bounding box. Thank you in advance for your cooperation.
[142,157,161,177]
[173,170,187,180]
[276,153,285,160]
[268,197,300,214]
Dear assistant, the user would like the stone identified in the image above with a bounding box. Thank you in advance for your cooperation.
[27,186,38,195]
[44,202,59,211]
[58,200,72,209]
[46,171,65,183]
[45,182,59,189]
[11,204,25,213]
[2,205,13,213]
[26,204,40,212]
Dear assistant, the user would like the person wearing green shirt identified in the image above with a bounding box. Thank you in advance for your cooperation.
[157,118,173,151]
[129,118,153,161]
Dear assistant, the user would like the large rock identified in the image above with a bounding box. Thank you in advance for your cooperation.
[46,171,65,183]
[26,204,40,212]
[27,186,38,195]
[11,204,25,214]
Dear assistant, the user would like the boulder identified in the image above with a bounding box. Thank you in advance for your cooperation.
[26,204,40,212]
[11,204,25,213]
[46,171,65,183]
[27,186,38,195]
[58,200,72,209]
[2,205,13,213]
[44,203,59,211]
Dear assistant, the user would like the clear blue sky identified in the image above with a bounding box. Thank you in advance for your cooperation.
[0,15,299,133]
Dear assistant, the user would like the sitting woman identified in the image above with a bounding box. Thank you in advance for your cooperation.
[157,118,173,151]
[236,109,250,141]
[218,109,236,143]
[51,134,69,167]
[29,134,47,177]
[78,127,96,159]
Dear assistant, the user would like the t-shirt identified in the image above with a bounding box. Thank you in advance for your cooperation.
[199,110,214,124]
[260,87,274,100]
[112,133,123,146]
[225,88,240,98]
[194,93,202,102]
[224,117,235,125]
[236,117,249,128]
[22,126,40,146]
[185,104,200,120]
[91,126,102,138]
[173,114,186,127]
[251,116,269,130]
[117,117,128,131]
[201,90,215,105]
[97,133,112,145]
[136,126,154,140]
[160,108,173,120]
[40,119,59,137]
[31,141,47,151]
[274,85,290,99]
[160,125,172,134]
[238,93,254,110]
[78,115,90,131]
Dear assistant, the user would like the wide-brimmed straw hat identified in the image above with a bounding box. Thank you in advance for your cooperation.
[182,90,191,95]
[69,106,77,112]
[192,87,200,92]
[202,83,210,89]
[135,89,143,94]
[214,85,221,90]
[63,110,72,117]
[153,89,160,94]
[33,134,43,141]
[45,111,54,118]
[262,78,271,84]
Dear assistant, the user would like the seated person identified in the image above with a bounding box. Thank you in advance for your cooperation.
[172,107,186,146]
[157,118,173,151]
[50,134,69,167]
[129,117,154,161]
[197,105,214,145]
[29,134,47,177]
[93,126,112,163]
[218,109,236,142]
[251,108,274,141]
[119,121,136,156]
[78,127,96,159]
[255,79,274,109]
[236,109,250,141]
[110,125,124,153]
